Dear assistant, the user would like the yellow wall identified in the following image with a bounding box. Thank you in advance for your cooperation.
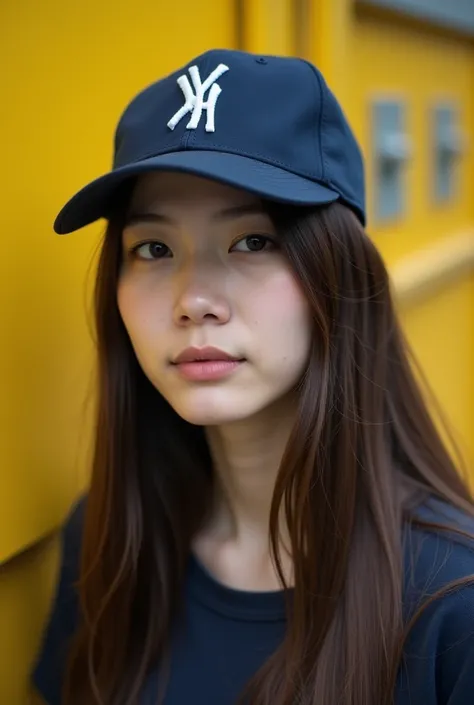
[399,273,474,473]
[245,0,296,56]
[0,536,61,705]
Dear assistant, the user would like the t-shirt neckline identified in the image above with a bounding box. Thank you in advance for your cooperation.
[187,553,290,622]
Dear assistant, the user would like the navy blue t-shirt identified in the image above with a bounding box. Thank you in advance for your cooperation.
[32,496,474,705]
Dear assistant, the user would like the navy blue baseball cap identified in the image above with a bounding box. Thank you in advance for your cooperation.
[54,49,366,234]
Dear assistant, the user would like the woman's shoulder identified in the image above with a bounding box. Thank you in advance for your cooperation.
[402,494,474,616]
[403,496,474,599]
[399,498,474,704]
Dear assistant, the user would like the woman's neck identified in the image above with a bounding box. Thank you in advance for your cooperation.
[192,393,297,591]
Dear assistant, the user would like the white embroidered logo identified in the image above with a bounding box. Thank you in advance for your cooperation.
[167,63,229,133]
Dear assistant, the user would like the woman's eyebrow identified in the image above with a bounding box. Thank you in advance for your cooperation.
[124,203,267,228]
[213,203,267,221]
[124,212,170,227]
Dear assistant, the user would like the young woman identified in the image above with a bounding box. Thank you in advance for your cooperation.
[32,49,474,705]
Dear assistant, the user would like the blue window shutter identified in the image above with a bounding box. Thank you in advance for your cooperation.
[372,100,410,222]
[433,104,460,203]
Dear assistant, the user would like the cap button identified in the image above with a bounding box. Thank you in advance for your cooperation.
[255,57,267,65]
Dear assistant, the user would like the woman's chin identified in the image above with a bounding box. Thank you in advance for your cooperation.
[171,403,256,428]
[167,389,268,428]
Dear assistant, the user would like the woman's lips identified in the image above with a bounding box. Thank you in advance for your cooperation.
[172,359,244,381]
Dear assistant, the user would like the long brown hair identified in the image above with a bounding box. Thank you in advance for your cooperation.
[64,197,474,705]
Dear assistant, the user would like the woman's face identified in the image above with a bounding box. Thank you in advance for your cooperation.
[117,172,312,425]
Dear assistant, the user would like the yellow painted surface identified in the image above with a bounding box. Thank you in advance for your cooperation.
[348,11,474,264]
[390,229,474,304]
[0,535,60,705]
[310,0,352,105]
[398,272,474,473]
[244,0,296,55]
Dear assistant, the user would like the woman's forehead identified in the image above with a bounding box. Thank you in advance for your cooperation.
[128,171,262,214]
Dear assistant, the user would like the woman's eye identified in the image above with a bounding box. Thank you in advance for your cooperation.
[230,235,276,253]
[131,241,171,260]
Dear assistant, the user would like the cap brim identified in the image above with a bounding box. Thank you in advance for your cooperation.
[54,150,340,234]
